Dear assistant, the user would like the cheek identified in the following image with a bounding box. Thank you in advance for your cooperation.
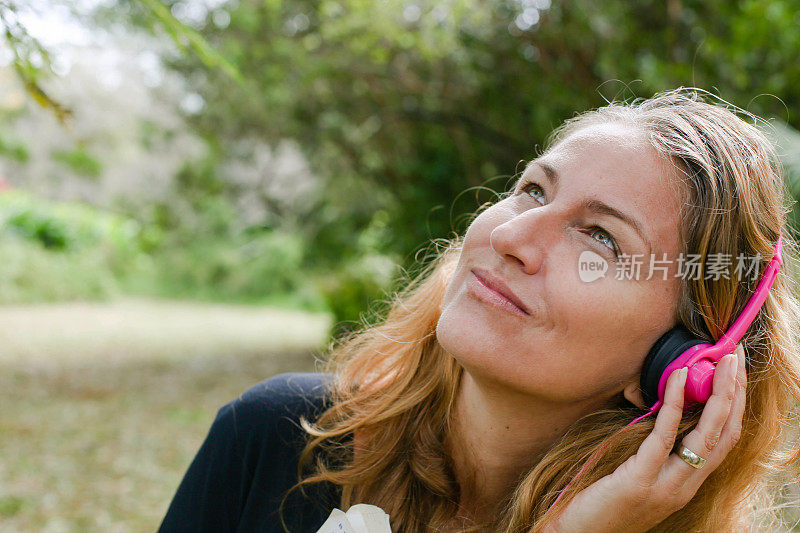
[553,278,673,368]
[559,272,626,324]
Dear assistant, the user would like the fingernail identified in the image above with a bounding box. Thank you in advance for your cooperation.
[680,367,688,385]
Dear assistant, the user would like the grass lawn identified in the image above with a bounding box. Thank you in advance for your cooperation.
[2,298,798,531]
[0,298,332,532]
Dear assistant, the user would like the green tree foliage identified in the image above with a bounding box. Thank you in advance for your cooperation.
[7,1,800,330]
[118,0,800,266]
[51,146,103,179]
[0,1,73,124]
[85,0,800,332]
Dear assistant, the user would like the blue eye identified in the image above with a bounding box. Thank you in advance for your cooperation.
[519,181,546,205]
[588,227,619,255]
[517,180,620,257]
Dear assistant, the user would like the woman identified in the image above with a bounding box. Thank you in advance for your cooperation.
[159,88,800,532]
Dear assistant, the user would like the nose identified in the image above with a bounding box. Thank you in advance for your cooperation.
[489,207,559,275]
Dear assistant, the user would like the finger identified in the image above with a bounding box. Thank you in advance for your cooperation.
[717,343,747,453]
[677,345,746,496]
[665,352,738,482]
[636,366,687,480]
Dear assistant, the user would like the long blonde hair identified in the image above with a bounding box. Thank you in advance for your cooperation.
[282,88,800,532]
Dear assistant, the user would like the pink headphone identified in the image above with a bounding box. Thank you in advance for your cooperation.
[551,231,784,511]
[640,232,783,414]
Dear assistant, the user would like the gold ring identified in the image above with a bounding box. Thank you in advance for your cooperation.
[675,444,707,469]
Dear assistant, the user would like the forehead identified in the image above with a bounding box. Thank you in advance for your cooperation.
[535,123,686,255]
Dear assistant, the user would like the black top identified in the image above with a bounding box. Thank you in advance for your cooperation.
[158,372,344,533]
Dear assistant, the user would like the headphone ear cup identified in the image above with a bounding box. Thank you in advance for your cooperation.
[640,326,706,408]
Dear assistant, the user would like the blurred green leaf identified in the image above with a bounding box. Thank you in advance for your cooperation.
[51,148,103,179]
[137,0,243,84]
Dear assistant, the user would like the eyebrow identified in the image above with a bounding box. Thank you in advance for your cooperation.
[525,161,654,255]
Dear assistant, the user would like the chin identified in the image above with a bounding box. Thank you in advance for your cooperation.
[435,307,482,363]
[436,309,503,373]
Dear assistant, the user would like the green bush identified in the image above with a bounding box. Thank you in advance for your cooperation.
[0,190,393,318]
[6,210,74,250]
[0,235,119,303]
[0,191,147,303]
[0,190,143,257]
[314,253,399,339]
[138,229,327,308]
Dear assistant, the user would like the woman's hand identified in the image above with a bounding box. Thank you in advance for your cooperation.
[546,343,746,533]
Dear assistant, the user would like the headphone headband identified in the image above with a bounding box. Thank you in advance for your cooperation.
[717,232,783,353]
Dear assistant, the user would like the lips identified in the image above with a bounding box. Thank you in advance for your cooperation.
[470,268,530,315]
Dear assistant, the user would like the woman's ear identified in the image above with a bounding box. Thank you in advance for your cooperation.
[623,380,647,410]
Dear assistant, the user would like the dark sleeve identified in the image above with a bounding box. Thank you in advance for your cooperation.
[158,372,341,533]
[158,400,246,532]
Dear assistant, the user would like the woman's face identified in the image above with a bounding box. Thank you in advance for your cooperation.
[436,123,686,407]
